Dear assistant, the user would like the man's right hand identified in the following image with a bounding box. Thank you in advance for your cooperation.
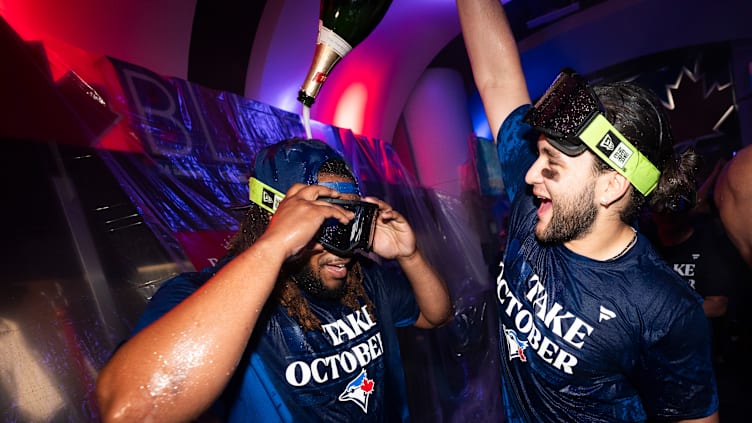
[260,183,355,259]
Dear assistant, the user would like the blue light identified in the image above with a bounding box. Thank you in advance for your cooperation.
[468,90,492,140]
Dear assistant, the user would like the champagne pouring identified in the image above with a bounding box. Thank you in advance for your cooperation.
[298,0,393,139]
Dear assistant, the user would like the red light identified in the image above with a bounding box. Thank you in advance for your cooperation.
[333,82,367,135]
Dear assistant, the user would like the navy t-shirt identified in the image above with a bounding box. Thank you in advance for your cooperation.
[493,105,719,422]
[132,257,419,422]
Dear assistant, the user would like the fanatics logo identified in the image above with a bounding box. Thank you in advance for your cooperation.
[339,369,374,413]
[598,305,616,322]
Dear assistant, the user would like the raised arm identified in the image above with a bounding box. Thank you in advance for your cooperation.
[365,197,451,328]
[456,0,531,138]
[96,184,354,423]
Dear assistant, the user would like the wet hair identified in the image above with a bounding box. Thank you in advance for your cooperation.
[591,82,699,224]
[225,158,374,331]
[318,158,357,183]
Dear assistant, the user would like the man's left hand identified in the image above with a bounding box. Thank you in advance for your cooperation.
[364,197,416,260]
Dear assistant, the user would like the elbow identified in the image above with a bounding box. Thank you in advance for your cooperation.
[416,304,453,329]
[96,380,129,423]
[96,370,152,423]
[430,294,454,328]
[416,315,450,330]
[97,393,152,423]
[433,306,453,328]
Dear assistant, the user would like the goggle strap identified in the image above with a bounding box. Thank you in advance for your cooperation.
[248,179,362,214]
[578,114,661,195]
[249,177,285,214]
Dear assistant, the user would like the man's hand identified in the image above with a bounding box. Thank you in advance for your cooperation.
[364,197,417,260]
[261,183,354,258]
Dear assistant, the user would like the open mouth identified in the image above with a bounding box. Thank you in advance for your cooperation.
[533,192,552,218]
[324,259,350,279]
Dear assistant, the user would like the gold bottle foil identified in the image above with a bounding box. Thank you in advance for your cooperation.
[298,43,343,107]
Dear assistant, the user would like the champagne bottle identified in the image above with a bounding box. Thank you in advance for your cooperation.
[297,0,393,107]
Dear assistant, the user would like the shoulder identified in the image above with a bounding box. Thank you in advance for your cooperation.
[621,239,702,311]
[153,271,206,297]
[144,262,225,315]
[632,238,692,286]
[498,104,535,147]
[157,261,224,294]
[497,104,537,202]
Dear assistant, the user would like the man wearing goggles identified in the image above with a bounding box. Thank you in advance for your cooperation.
[458,0,718,422]
[248,175,380,258]
[96,138,450,422]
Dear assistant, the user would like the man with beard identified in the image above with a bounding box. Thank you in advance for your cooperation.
[96,138,451,422]
[456,1,718,422]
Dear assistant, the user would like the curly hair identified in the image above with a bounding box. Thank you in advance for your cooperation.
[279,260,376,331]
[592,82,699,224]
[225,159,375,331]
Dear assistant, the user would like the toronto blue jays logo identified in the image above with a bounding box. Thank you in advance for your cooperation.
[504,327,528,362]
[338,369,375,413]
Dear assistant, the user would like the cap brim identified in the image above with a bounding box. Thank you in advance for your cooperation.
[544,136,589,156]
[227,203,252,211]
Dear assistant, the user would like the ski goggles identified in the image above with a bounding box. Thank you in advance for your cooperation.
[316,198,378,256]
[248,177,378,256]
[523,69,661,196]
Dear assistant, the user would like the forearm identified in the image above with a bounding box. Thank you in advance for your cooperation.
[456,0,530,134]
[701,296,727,318]
[96,238,285,423]
[397,249,451,328]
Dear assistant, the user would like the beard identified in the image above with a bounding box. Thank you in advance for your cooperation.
[536,180,598,244]
[291,262,347,301]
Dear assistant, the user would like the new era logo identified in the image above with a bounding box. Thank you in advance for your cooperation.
[261,188,281,212]
[598,133,616,152]
[596,132,633,169]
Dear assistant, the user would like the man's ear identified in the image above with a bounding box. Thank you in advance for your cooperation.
[598,171,631,207]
